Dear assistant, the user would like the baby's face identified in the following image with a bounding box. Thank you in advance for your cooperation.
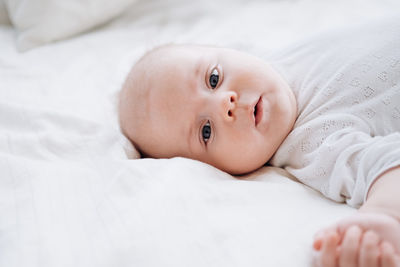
[121,45,297,174]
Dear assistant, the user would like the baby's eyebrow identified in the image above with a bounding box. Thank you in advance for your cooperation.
[186,118,196,155]
[194,58,203,79]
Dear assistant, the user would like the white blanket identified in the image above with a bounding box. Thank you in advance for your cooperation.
[1,0,398,266]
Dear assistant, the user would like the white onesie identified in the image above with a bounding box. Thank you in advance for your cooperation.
[267,17,400,208]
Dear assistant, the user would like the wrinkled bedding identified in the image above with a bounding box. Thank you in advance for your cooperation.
[1,0,398,266]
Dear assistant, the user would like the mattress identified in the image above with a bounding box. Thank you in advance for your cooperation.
[1,0,398,266]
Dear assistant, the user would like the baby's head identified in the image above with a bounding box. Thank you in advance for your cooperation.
[119,44,297,175]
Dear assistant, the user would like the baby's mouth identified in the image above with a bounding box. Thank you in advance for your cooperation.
[254,96,263,126]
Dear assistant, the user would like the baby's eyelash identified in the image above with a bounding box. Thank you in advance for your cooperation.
[209,68,219,89]
[201,121,212,144]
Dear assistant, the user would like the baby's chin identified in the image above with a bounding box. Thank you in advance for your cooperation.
[224,165,264,176]
[211,156,268,175]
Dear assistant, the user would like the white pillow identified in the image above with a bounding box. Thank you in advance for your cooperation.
[4,0,137,51]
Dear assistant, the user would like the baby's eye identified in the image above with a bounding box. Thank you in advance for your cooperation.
[202,121,212,144]
[209,68,219,89]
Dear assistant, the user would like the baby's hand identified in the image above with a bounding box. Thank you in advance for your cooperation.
[312,212,400,267]
[313,226,400,267]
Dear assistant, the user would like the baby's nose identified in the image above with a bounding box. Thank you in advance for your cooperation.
[219,91,237,121]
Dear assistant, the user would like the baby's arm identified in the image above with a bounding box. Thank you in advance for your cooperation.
[361,166,400,224]
[313,166,400,267]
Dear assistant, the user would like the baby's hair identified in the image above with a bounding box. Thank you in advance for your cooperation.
[118,43,178,158]
[135,43,174,65]
[119,42,212,113]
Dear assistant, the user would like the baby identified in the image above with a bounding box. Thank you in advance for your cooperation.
[119,18,400,267]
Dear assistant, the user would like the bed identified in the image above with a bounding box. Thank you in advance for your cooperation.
[1,0,398,266]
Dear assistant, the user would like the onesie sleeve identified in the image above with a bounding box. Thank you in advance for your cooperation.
[272,126,400,208]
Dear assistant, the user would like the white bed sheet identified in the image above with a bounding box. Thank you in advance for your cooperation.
[1,0,399,266]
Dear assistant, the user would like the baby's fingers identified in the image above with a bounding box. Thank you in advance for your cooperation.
[381,242,400,267]
[314,226,338,251]
[359,231,380,267]
[339,225,362,267]
[318,232,340,267]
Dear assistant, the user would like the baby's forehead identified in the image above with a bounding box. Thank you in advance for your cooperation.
[132,44,224,98]
[134,46,194,81]
[133,47,177,77]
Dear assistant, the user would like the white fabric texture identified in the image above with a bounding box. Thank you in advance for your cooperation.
[270,17,400,208]
[4,0,137,51]
[1,0,399,266]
